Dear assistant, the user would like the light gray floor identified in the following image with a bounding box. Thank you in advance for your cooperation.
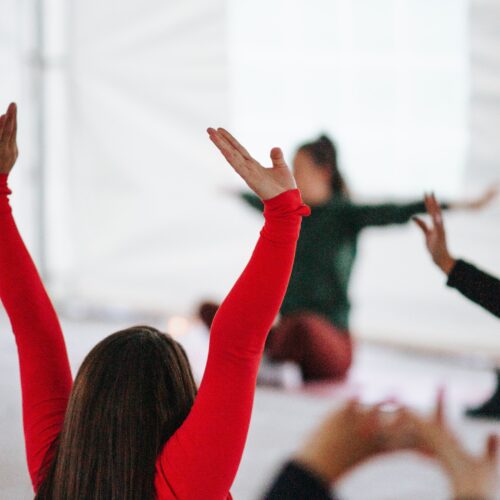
[0,315,499,499]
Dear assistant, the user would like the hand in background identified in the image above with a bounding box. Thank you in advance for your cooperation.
[413,193,456,275]
[0,103,18,175]
[293,401,404,484]
[452,185,499,211]
[207,127,296,200]
[399,393,499,500]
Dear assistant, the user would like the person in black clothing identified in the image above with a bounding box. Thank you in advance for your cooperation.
[414,193,500,419]
[263,396,498,500]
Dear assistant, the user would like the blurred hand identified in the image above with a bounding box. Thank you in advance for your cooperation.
[0,103,18,175]
[398,393,499,500]
[294,401,405,484]
[207,127,296,200]
[413,193,456,275]
[454,185,499,211]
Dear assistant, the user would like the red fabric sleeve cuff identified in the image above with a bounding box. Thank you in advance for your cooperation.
[262,189,310,218]
[0,173,10,195]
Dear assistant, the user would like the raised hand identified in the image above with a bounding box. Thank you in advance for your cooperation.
[207,128,296,200]
[413,193,456,275]
[0,103,18,175]
[401,393,499,500]
[459,184,499,211]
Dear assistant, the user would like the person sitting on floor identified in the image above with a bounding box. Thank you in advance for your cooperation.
[201,135,497,384]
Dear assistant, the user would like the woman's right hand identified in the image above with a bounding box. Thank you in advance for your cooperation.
[0,103,18,175]
[208,128,296,200]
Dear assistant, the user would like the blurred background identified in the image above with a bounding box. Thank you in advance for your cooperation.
[0,0,499,498]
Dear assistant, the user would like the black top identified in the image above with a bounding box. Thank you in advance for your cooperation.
[447,259,500,318]
[263,461,337,500]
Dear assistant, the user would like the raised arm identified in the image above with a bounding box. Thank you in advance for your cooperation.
[0,103,72,490]
[157,129,309,499]
[414,193,500,317]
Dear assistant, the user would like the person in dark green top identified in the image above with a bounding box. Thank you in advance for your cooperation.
[237,135,497,381]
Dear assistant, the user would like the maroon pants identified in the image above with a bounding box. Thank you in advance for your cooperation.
[266,313,353,381]
[199,303,352,382]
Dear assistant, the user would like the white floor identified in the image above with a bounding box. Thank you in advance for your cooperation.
[0,315,499,499]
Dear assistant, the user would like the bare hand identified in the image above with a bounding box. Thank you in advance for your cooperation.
[0,103,18,174]
[413,193,456,275]
[207,128,296,200]
[399,393,499,500]
[294,400,405,484]
[459,185,499,211]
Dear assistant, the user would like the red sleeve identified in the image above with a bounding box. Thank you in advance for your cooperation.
[156,189,310,499]
[0,174,72,491]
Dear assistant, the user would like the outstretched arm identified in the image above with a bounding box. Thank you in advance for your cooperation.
[414,194,500,318]
[349,199,436,230]
[240,191,264,211]
[0,103,72,490]
[157,129,309,499]
[348,184,498,231]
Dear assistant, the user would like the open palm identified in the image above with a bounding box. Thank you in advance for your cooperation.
[208,128,296,200]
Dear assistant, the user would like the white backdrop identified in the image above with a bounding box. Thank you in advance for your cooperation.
[1,0,499,354]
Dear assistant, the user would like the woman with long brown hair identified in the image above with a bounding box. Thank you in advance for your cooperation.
[0,102,309,499]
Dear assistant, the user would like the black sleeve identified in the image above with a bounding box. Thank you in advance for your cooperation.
[240,192,264,212]
[447,259,500,318]
[262,461,337,500]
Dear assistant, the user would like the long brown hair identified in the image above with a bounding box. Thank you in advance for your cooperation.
[299,134,350,198]
[35,326,197,500]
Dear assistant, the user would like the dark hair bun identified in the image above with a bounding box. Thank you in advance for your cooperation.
[318,134,334,148]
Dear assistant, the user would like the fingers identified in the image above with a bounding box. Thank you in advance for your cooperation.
[412,216,429,237]
[0,114,5,142]
[9,103,17,143]
[1,103,16,144]
[207,128,246,172]
[434,387,445,425]
[270,147,288,169]
[486,434,498,463]
[217,128,252,160]
[429,193,443,226]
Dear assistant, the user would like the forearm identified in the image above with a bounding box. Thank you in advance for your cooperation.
[0,174,72,486]
[159,189,309,499]
[447,259,500,318]
[211,189,308,356]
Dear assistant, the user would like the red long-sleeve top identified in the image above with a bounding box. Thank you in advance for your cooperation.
[0,173,309,499]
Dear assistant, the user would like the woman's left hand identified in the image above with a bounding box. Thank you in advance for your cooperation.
[0,103,18,175]
[452,185,499,211]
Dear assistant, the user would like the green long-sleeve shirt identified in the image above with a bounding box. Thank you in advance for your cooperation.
[242,192,432,330]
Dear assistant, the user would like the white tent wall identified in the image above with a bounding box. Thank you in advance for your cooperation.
[0,0,43,266]
[228,0,499,356]
[2,1,498,353]
[52,0,236,313]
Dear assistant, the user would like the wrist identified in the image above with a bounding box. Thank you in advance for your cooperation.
[293,450,347,485]
[435,254,456,275]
